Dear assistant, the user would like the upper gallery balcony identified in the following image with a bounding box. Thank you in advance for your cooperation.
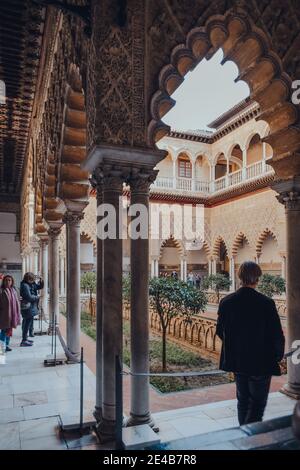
[153,119,274,198]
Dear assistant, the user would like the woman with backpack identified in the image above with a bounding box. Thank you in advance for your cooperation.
[20,272,44,346]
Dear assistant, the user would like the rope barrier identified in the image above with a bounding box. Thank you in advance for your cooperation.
[122,369,225,377]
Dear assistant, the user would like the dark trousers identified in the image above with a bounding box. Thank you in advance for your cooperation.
[22,316,32,342]
[29,317,34,336]
[235,373,272,425]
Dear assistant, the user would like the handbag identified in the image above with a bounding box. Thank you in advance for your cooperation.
[20,299,31,310]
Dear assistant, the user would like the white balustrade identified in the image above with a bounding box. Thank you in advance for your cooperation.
[228,169,243,186]
[195,180,210,193]
[152,159,274,196]
[176,177,192,191]
[214,176,227,192]
[246,161,263,179]
[152,176,174,190]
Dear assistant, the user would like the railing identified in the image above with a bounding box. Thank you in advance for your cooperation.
[176,177,192,191]
[214,175,227,192]
[228,168,243,186]
[195,180,210,193]
[151,161,275,195]
[246,160,263,179]
[153,176,174,190]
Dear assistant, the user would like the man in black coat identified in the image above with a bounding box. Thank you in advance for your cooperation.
[216,261,285,425]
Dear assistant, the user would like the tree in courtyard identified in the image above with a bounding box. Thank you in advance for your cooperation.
[122,273,131,305]
[149,277,207,371]
[80,271,96,320]
[258,273,286,298]
[201,273,231,303]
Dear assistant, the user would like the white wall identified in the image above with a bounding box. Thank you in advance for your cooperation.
[0,213,21,264]
[186,248,208,264]
[80,242,94,264]
[259,236,281,263]
[160,247,180,265]
[235,242,254,264]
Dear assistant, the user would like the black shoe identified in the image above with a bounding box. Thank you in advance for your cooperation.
[5,346,12,352]
[29,334,34,338]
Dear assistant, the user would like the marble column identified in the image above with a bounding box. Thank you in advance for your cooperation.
[150,259,155,278]
[40,239,49,320]
[21,255,26,276]
[172,157,177,189]
[242,148,247,180]
[210,165,215,192]
[191,160,195,191]
[127,170,156,428]
[48,227,61,329]
[280,253,287,280]
[212,257,217,275]
[155,259,159,277]
[229,257,235,291]
[33,249,39,275]
[273,178,300,399]
[94,168,123,440]
[59,256,65,296]
[90,175,104,423]
[180,258,187,281]
[64,211,83,358]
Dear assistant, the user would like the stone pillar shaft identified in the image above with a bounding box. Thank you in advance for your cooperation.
[40,241,48,320]
[48,228,61,328]
[95,171,123,439]
[128,172,156,426]
[230,257,235,291]
[94,181,103,421]
[64,212,83,357]
[273,178,300,399]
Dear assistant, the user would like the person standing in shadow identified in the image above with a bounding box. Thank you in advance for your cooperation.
[216,261,285,425]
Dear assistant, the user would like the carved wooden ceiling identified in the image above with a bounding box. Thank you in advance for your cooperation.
[0,0,45,203]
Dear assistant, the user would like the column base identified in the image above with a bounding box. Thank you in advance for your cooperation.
[279,383,300,400]
[94,417,116,443]
[125,412,159,433]
[93,406,102,423]
[292,402,300,441]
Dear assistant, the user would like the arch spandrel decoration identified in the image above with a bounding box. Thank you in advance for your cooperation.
[148,11,300,179]
[256,228,279,256]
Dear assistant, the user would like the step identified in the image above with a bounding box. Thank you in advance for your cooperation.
[122,424,160,450]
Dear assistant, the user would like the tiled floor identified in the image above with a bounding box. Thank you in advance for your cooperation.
[0,318,296,450]
[0,324,102,450]
[153,392,296,444]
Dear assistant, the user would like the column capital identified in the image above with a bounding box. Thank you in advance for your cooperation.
[127,169,158,193]
[63,211,84,225]
[48,226,62,238]
[91,164,127,192]
[272,177,300,210]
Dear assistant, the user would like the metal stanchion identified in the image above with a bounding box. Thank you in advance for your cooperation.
[115,355,124,450]
[80,347,84,434]
[59,347,95,434]
[44,313,64,366]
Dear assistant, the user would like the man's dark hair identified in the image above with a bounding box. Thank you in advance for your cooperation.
[238,261,262,286]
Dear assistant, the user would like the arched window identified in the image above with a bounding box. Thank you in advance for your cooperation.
[178,153,192,178]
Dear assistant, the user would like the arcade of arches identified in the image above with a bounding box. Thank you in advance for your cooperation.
[1,0,300,441]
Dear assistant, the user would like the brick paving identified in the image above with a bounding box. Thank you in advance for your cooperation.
[59,314,288,415]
